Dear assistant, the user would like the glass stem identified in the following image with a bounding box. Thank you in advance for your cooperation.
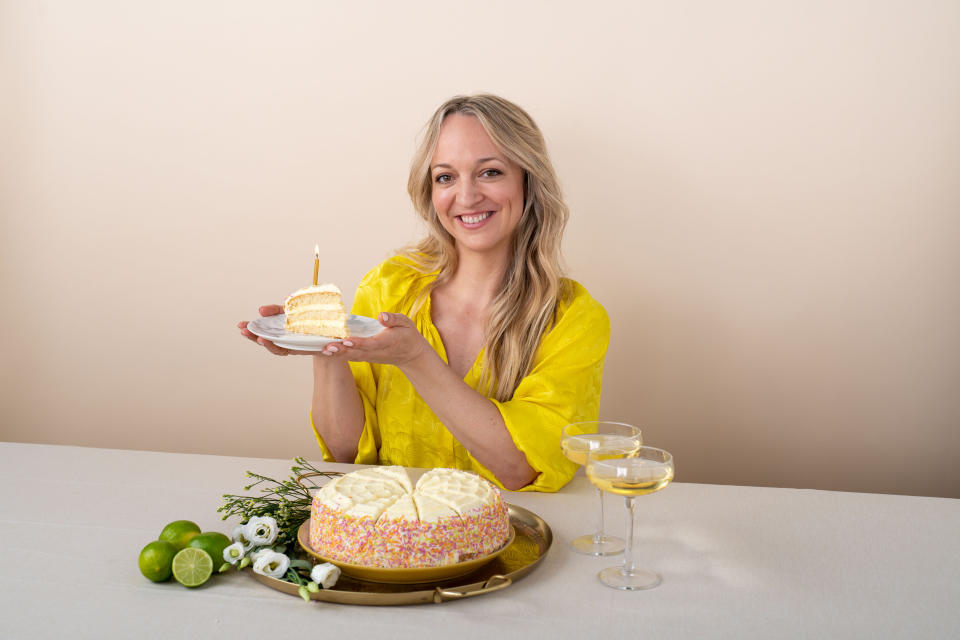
[622,496,637,575]
[593,487,605,544]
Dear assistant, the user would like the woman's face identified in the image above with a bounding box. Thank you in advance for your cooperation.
[430,114,525,260]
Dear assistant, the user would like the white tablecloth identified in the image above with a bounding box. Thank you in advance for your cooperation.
[1,443,957,639]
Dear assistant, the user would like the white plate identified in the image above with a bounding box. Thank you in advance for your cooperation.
[247,313,384,351]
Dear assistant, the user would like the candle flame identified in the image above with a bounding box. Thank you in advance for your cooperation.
[314,243,320,258]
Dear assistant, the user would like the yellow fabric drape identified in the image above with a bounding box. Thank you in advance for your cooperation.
[310,256,610,492]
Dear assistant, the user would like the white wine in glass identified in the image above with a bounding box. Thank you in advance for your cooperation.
[560,422,642,556]
[561,434,640,466]
[586,446,674,590]
[587,472,673,496]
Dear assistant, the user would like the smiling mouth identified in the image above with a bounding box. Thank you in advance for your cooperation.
[458,211,493,224]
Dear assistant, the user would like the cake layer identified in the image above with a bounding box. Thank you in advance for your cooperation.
[286,309,346,322]
[285,296,343,312]
[309,466,510,568]
[284,319,349,339]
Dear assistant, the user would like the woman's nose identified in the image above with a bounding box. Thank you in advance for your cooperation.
[455,178,483,207]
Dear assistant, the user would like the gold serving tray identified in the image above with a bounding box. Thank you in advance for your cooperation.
[252,503,552,605]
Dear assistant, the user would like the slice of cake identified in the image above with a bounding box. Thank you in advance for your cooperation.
[283,284,349,338]
[309,467,511,568]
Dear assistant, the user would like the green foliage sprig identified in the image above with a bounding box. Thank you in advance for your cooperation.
[218,457,341,548]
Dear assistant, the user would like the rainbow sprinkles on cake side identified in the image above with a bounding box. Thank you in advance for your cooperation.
[309,467,511,568]
[283,283,349,338]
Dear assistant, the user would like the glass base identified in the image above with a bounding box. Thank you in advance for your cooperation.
[571,534,624,556]
[598,566,662,590]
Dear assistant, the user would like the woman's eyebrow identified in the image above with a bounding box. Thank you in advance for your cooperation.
[432,157,504,171]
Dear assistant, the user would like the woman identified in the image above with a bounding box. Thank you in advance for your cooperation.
[239,94,609,492]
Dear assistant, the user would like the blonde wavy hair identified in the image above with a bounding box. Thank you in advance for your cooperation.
[404,94,569,401]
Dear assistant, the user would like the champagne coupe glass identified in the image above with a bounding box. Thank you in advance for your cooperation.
[560,421,642,555]
[586,446,674,590]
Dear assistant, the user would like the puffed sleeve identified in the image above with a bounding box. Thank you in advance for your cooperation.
[482,281,611,492]
[309,265,386,464]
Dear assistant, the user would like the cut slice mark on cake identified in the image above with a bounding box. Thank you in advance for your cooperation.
[411,493,459,523]
[377,494,418,525]
[354,466,414,494]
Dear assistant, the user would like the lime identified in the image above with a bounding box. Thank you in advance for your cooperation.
[159,520,201,550]
[138,540,176,582]
[188,531,232,565]
[172,547,213,588]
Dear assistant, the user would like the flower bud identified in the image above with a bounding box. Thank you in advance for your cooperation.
[223,542,246,565]
[310,562,341,589]
[232,525,255,552]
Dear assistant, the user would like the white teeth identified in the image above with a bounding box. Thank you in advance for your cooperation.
[460,212,491,224]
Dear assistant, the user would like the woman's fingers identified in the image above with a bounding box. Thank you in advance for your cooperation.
[237,304,281,343]
[320,336,369,359]
[318,312,409,357]
[377,312,415,328]
[256,337,291,356]
[256,338,312,357]
[330,320,425,366]
[238,321,260,343]
[238,306,310,356]
[317,313,420,362]
[320,340,354,357]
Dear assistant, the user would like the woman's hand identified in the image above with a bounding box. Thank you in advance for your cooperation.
[237,305,312,356]
[322,312,429,367]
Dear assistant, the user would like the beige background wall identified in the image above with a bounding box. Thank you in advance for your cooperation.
[2,1,958,497]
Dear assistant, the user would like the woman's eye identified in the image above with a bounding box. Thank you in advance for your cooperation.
[435,174,452,184]
[481,169,502,178]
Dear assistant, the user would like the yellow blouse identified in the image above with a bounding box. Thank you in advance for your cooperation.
[310,255,610,492]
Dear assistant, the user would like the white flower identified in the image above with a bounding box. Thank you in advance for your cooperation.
[252,550,290,579]
[223,541,246,565]
[245,516,279,547]
[232,524,255,552]
[249,547,274,563]
[310,562,341,589]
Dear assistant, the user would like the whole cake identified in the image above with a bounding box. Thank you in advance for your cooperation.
[283,283,349,338]
[309,467,511,568]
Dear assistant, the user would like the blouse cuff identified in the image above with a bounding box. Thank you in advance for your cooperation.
[488,399,580,493]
